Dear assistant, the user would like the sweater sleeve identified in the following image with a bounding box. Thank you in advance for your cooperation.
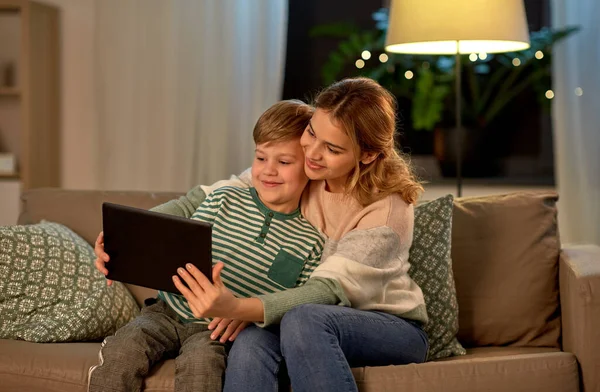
[257,277,350,327]
[150,185,207,218]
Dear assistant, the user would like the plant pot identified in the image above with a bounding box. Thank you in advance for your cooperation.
[433,127,502,178]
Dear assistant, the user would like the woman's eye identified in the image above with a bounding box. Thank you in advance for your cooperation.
[327,147,340,155]
[279,161,290,165]
[256,157,265,161]
[308,129,315,137]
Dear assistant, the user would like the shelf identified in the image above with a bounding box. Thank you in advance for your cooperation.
[0,87,20,97]
[0,172,20,180]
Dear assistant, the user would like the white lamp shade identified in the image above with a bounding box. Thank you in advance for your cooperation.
[385,0,530,54]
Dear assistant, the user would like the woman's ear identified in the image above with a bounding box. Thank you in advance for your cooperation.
[360,151,378,165]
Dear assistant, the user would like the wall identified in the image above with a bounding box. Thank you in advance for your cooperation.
[39,0,97,189]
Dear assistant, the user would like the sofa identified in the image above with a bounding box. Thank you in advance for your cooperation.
[0,188,599,392]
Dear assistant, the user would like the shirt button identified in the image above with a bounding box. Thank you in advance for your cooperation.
[268,212,274,217]
[265,221,270,226]
[260,233,266,238]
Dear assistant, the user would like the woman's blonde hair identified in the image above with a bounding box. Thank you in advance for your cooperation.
[314,77,423,205]
[253,100,314,144]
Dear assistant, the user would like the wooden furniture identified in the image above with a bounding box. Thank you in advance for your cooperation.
[0,0,60,192]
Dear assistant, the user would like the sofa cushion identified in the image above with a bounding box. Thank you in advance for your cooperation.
[0,221,139,342]
[410,195,466,360]
[351,347,578,392]
[451,191,561,348]
[18,189,184,246]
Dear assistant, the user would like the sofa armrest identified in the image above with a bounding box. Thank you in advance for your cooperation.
[559,244,600,392]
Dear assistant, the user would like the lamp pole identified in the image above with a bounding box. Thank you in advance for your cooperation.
[455,42,463,198]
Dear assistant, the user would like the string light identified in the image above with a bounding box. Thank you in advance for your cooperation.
[478,52,488,60]
[379,53,388,63]
[422,61,430,69]
[535,51,544,59]
[361,50,371,60]
[545,90,554,99]
[469,53,478,62]
[575,87,583,96]
[404,70,414,79]
[355,59,365,69]
[512,58,521,66]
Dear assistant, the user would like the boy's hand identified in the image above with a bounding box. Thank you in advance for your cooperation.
[93,231,113,286]
[208,318,250,343]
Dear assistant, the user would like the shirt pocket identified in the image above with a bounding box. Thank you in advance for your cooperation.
[267,249,305,288]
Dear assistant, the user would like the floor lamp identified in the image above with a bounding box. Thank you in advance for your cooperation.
[384,0,530,197]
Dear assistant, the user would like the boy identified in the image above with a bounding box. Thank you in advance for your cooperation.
[88,100,324,392]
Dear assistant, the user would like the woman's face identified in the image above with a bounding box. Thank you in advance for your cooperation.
[300,109,357,192]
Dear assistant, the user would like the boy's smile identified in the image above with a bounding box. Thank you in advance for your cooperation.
[251,138,309,214]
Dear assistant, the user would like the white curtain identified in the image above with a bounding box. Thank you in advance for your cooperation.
[551,0,600,245]
[94,0,288,191]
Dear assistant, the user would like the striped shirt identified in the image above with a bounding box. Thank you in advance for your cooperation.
[159,186,325,323]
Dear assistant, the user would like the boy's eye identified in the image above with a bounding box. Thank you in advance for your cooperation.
[308,128,315,137]
[256,157,265,161]
[279,161,290,165]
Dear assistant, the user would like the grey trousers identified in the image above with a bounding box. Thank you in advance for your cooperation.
[88,299,225,392]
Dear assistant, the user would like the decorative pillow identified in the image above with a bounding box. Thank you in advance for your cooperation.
[409,195,466,360]
[0,221,140,342]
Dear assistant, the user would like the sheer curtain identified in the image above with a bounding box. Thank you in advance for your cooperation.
[551,0,600,245]
[94,0,288,191]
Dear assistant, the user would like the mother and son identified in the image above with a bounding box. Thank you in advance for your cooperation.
[88,77,429,392]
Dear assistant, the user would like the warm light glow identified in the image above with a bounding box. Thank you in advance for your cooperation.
[545,90,554,99]
[385,40,530,54]
[384,0,530,54]
[512,58,521,66]
[379,53,389,63]
[469,53,478,62]
[361,50,372,60]
[575,87,583,96]
[478,52,488,60]
[405,70,414,79]
[535,50,544,59]
[355,59,365,69]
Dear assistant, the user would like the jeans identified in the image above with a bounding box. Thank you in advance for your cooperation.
[223,304,428,392]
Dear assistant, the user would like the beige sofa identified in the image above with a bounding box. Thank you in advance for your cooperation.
[1,188,599,392]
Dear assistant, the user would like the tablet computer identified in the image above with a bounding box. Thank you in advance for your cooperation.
[102,202,213,294]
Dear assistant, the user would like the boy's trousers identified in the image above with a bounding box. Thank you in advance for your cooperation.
[88,299,225,392]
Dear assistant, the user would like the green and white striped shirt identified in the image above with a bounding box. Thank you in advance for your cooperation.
[158,186,325,323]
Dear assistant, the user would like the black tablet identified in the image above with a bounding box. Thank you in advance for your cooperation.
[102,202,213,294]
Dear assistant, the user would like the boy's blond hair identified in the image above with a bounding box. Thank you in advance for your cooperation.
[253,100,314,144]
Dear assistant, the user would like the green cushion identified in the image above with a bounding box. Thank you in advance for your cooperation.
[410,195,466,360]
[0,221,139,342]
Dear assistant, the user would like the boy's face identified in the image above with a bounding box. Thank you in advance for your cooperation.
[251,138,309,214]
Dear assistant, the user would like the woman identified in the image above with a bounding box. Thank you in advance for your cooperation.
[172,77,429,392]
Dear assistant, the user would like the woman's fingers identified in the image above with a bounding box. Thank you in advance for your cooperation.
[182,263,212,290]
[172,274,199,301]
[212,262,225,288]
[229,321,250,342]
[210,318,233,341]
[208,317,222,331]
[176,266,207,295]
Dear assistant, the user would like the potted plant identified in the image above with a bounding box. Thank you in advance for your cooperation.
[311,9,579,176]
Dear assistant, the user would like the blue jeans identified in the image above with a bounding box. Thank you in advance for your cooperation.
[223,304,428,392]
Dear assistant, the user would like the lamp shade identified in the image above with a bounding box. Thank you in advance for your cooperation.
[385,0,530,54]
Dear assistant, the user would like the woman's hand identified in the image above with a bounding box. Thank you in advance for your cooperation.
[173,262,239,319]
[208,317,250,343]
[93,231,113,286]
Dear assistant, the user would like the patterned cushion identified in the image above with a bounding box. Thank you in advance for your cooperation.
[0,221,139,342]
[409,195,466,360]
